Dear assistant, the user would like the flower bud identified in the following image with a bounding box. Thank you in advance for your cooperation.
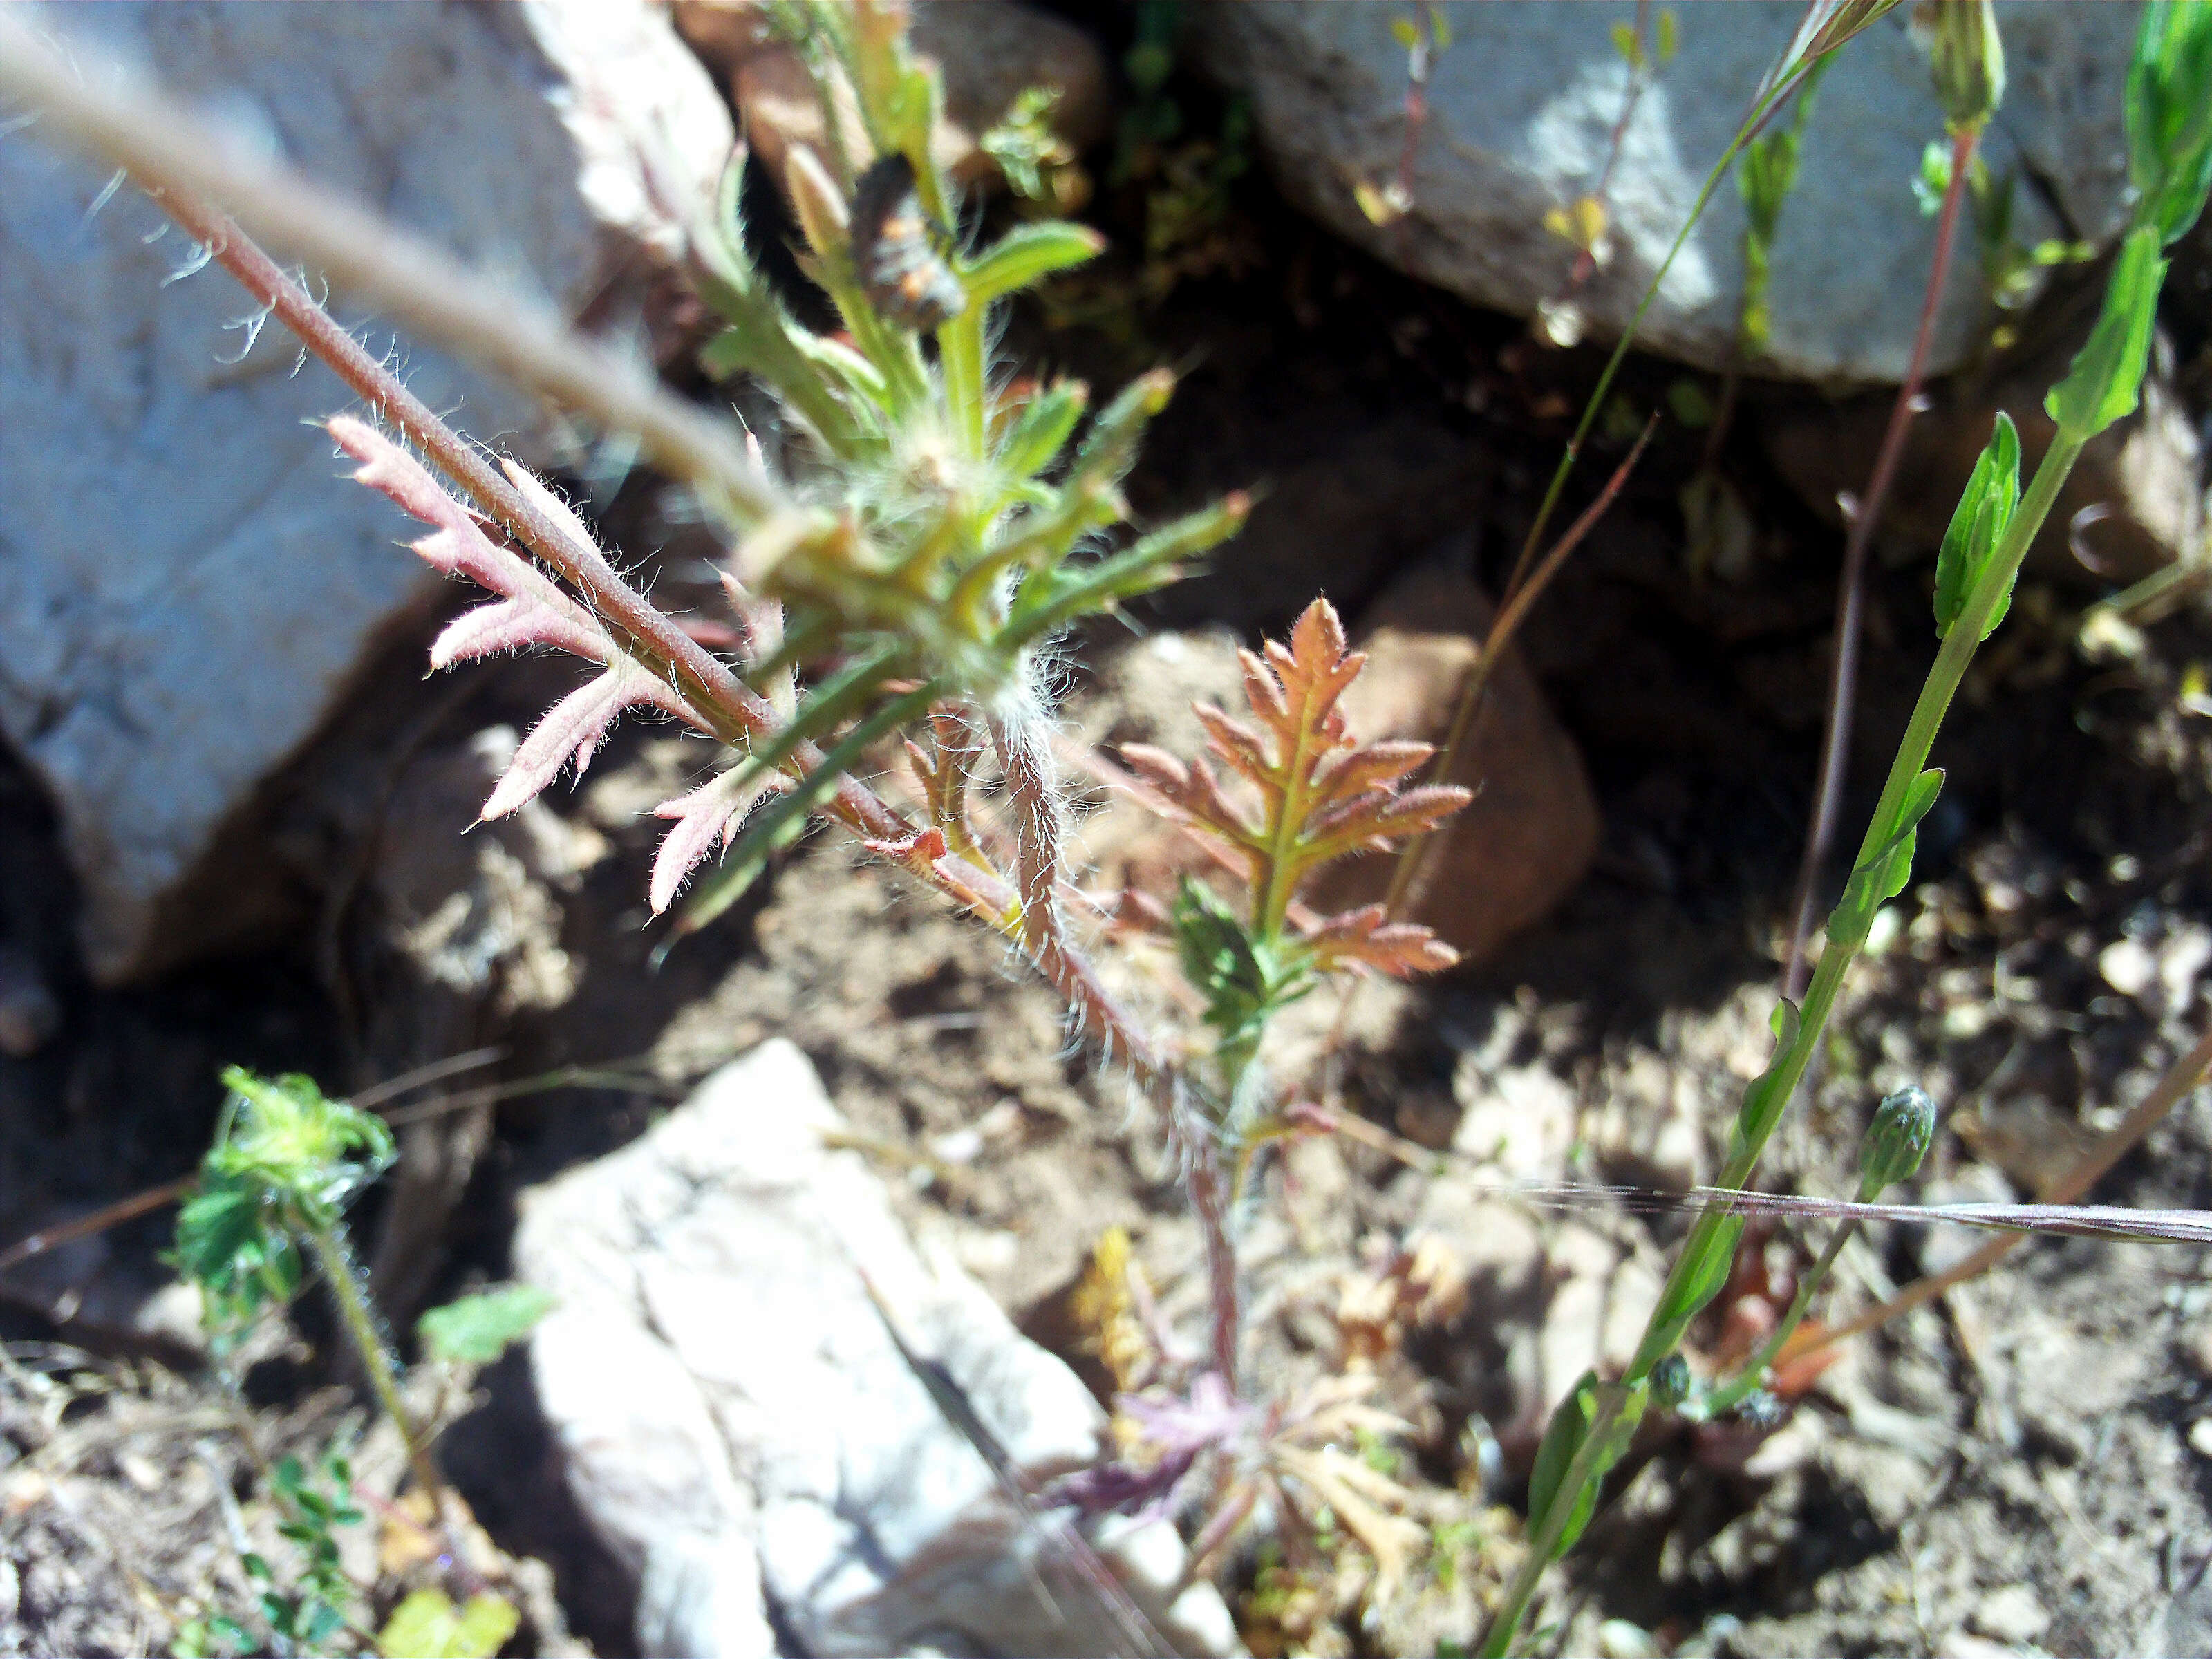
[1859,1083,1936,1199]
[1927,0,2005,135]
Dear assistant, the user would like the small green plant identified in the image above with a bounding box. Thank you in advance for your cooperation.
[167,1068,550,1654]
[1479,6,2212,1650]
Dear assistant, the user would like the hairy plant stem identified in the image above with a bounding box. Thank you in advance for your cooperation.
[11,15,1250,1400]
[299,1223,444,1521]
[1480,424,2088,1658]
[989,714,1241,1390]
[1783,120,1981,1000]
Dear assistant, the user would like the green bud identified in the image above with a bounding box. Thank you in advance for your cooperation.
[1933,413,2020,641]
[1651,1352,1694,1409]
[1858,1083,1936,1199]
[1927,0,2005,134]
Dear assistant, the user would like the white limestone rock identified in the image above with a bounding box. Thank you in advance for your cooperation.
[514,1039,1240,1659]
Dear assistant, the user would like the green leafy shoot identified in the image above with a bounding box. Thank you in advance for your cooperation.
[417,1284,557,1367]
[254,1451,365,1653]
[171,1068,394,1347]
[1735,58,1829,353]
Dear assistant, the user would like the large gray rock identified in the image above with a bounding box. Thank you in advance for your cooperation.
[514,1039,1239,1659]
[0,1,732,983]
[1193,1,2139,384]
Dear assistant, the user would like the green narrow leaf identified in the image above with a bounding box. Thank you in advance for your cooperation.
[2126,0,2212,245]
[1732,997,1803,1152]
[996,379,1090,482]
[1828,768,1944,949]
[1933,411,2020,638]
[1656,8,1678,64]
[2045,225,2167,438]
[1648,1212,1747,1361]
[1526,1372,1650,1557]
[959,221,1108,308]
[1391,17,1422,50]
[1007,493,1251,644]
[418,1284,556,1365]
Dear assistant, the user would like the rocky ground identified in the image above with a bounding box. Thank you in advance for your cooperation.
[5,3,2212,1657]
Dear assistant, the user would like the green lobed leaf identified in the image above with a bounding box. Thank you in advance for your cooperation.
[2044,225,2167,438]
[1172,874,1276,1051]
[418,1284,556,1366]
[1933,411,2020,639]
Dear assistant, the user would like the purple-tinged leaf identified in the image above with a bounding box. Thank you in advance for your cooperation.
[648,763,785,913]
[429,597,603,670]
[1301,903,1459,976]
[328,417,613,666]
[482,662,700,821]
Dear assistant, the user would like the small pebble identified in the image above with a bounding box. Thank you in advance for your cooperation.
[1971,1582,2051,1644]
[2188,1417,2212,1461]
[2098,935,2158,998]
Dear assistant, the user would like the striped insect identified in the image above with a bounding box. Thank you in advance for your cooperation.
[849,152,966,330]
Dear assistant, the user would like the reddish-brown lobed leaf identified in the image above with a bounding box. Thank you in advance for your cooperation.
[1148,598,1469,954]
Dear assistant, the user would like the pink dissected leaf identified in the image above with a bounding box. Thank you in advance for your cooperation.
[1119,744,1262,847]
[1301,904,1459,976]
[430,597,603,670]
[482,662,703,821]
[1192,703,1276,796]
[327,416,612,665]
[1117,743,1190,795]
[648,762,786,913]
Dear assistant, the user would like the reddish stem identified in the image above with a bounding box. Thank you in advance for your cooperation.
[1781,122,1979,999]
[991,715,1240,1391]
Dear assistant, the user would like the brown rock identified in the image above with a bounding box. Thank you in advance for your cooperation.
[1761,332,2204,588]
[1308,568,1600,964]
[673,0,1109,198]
